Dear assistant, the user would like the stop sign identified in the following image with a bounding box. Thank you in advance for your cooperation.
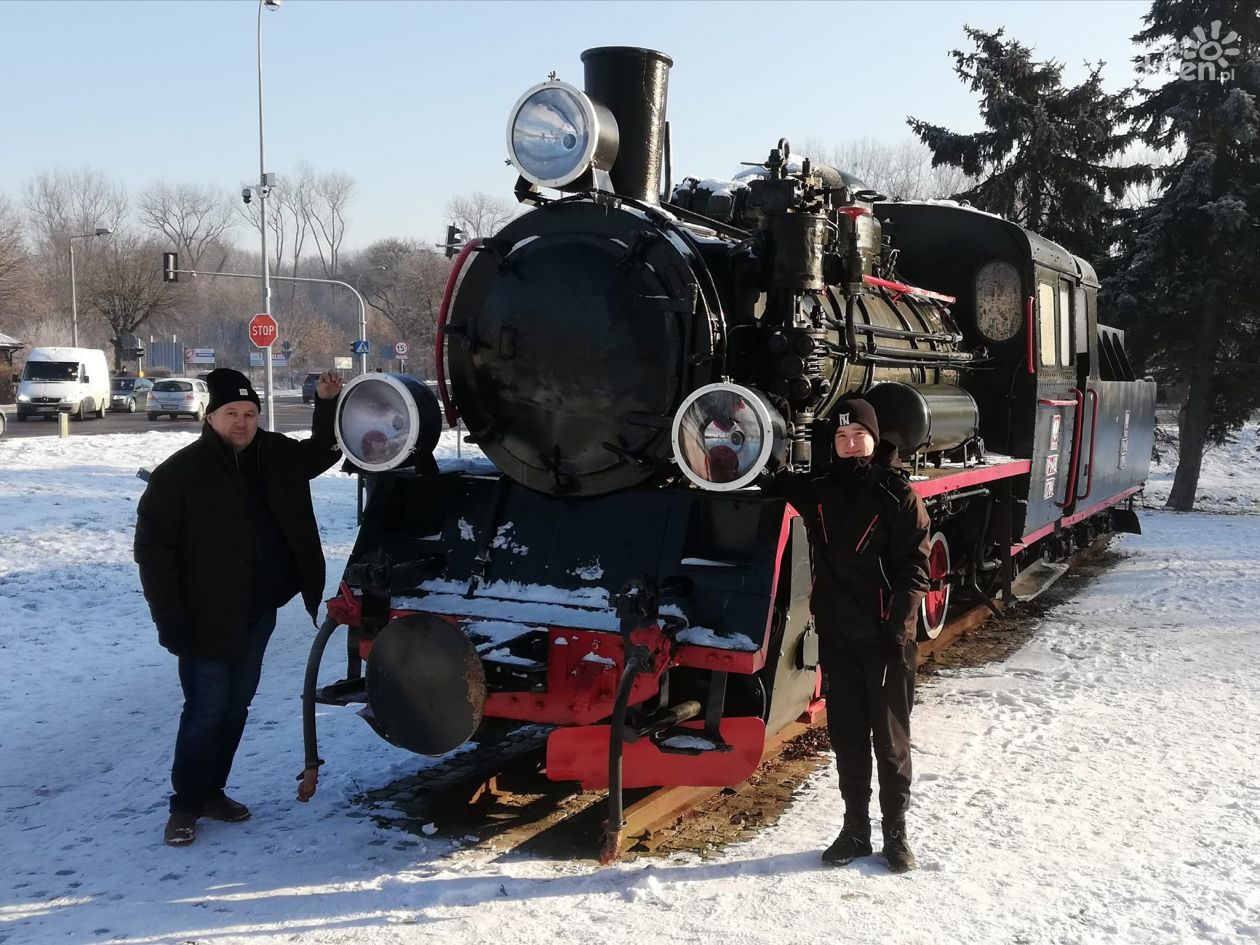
[249,313,278,348]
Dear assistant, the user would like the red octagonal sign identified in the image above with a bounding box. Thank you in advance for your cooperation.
[249,313,279,348]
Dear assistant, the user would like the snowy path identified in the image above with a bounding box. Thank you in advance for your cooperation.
[1,432,1258,945]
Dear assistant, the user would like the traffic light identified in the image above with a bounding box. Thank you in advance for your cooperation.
[443,225,465,260]
[162,252,179,283]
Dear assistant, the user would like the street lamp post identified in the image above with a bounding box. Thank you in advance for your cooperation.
[256,0,282,430]
[354,265,386,375]
[68,227,113,347]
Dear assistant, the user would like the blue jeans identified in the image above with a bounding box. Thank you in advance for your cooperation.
[170,611,277,814]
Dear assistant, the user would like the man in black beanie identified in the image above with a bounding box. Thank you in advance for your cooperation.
[135,368,344,846]
[780,396,930,873]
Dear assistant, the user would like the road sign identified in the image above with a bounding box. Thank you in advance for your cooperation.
[184,347,216,365]
[334,356,353,370]
[249,351,289,367]
[394,341,410,358]
[249,313,279,348]
[351,339,370,356]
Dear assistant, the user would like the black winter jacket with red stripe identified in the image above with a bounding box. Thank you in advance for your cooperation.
[780,444,931,648]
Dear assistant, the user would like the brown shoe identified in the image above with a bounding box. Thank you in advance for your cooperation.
[164,812,198,846]
[203,794,251,823]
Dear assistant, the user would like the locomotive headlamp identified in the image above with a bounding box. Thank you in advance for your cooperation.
[671,383,787,491]
[506,80,619,189]
[334,374,442,473]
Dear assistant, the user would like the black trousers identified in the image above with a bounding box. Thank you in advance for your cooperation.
[820,637,917,820]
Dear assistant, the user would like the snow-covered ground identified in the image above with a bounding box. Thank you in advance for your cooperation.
[1,426,1258,945]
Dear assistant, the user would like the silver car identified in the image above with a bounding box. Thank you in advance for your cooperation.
[110,377,154,413]
[146,378,211,422]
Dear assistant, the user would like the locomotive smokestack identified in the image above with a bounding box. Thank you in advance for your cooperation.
[581,46,673,205]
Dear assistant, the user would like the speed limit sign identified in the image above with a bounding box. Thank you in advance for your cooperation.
[394,341,410,358]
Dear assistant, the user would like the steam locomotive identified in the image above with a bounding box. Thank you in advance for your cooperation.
[299,47,1155,852]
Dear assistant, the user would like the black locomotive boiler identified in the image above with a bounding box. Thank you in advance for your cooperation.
[299,47,1156,856]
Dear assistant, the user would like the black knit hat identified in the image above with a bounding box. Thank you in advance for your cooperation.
[205,368,261,414]
[831,397,880,442]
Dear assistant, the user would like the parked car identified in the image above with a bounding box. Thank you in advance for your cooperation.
[147,377,211,421]
[301,372,321,404]
[110,376,154,413]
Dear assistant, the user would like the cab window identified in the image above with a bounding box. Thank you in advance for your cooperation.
[1057,281,1072,366]
[1037,282,1057,368]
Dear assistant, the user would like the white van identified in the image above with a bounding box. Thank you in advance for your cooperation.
[15,347,111,421]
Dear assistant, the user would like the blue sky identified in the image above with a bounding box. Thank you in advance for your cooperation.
[0,0,1152,251]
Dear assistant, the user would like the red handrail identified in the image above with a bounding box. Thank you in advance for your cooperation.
[434,238,483,428]
[862,274,956,305]
[1057,388,1086,509]
[1077,387,1100,501]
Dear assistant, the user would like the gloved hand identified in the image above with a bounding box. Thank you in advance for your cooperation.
[155,618,189,655]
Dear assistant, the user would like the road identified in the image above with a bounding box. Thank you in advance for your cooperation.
[0,397,318,439]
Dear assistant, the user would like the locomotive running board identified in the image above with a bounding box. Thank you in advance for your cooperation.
[546,717,766,789]
[1010,560,1070,601]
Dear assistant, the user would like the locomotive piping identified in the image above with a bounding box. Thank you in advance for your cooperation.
[435,238,482,427]
[300,615,340,794]
[601,645,650,865]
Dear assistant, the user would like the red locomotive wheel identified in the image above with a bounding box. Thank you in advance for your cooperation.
[918,531,951,641]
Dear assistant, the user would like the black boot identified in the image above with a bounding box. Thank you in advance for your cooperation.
[822,813,873,866]
[881,818,917,873]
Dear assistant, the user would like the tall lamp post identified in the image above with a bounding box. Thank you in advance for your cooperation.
[354,265,386,375]
[255,0,282,429]
[69,227,112,347]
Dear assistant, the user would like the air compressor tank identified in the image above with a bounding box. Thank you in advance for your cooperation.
[862,382,979,459]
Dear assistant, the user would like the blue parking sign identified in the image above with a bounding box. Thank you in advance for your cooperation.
[351,340,370,356]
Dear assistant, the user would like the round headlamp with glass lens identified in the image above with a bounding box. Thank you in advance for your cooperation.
[334,374,442,473]
[671,383,787,491]
[506,80,619,189]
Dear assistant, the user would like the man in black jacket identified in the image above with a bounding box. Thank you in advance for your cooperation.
[135,368,343,846]
[781,397,930,873]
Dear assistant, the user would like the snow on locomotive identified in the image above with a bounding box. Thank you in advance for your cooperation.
[299,47,1156,848]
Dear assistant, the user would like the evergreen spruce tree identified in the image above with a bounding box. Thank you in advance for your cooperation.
[1102,3,1260,511]
[908,27,1148,260]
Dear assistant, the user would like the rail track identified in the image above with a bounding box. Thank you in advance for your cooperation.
[354,538,1118,861]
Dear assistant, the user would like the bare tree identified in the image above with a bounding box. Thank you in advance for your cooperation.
[137,182,235,270]
[86,232,183,370]
[23,168,127,253]
[20,169,127,330]
[235,172,311,309]
[301,164,355,277]
[281,310,342,375]
[353,239,450,375]
[444,191,517,239]
[0,194,32,310]
[799,136,975,201]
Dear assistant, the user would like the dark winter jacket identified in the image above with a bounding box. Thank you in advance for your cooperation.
[134,397,341,661]
[780,442,931,648]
